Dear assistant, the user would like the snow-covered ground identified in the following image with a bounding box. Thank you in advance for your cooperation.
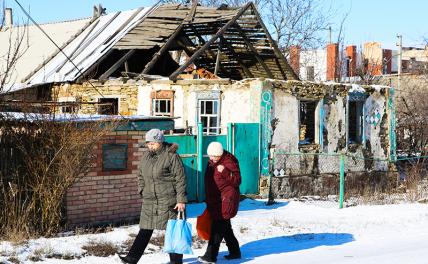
[1,199,428,264]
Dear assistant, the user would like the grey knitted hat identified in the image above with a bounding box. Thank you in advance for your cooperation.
[145,129,165,142]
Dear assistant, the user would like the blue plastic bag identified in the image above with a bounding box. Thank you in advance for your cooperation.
[164,211,194,255]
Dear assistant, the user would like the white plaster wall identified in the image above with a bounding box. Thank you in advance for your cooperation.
[173,87,185,129]
[364,92,388,170]
[221,86,253,128]
[187,91,198,134]
[299,49,327,82]
[137,84,151,116]
[271,90,299,152]
[324,97,347,153]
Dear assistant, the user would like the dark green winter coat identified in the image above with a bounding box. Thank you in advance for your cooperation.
[137,143,187,230]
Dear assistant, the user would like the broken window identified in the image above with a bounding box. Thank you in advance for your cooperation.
[299,100,317,145]
[102,144,128,171]
[348,100,364,144]
[58,97,77,114]
[151,90,174,117]
[98,98,119,115]
[199,99,220,135]
[306,66,315,81]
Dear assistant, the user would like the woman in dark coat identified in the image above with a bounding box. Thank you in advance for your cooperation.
[119,129,187,264]
[198,142,241,264]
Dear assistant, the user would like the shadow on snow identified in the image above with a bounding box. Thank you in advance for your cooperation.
[186,199,289,218]
[185,232,354,263]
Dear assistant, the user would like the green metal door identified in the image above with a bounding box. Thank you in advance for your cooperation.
[165,135,198,201]
[231,123,260,194]
[166,123,259,201]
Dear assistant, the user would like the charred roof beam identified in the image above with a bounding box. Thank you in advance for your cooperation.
[232,23,274,79]
[220,36,254,78]
[169,2,252,80]
[249,2,298,80]
[99,49,136,81]
[141,2,198,74]
[185,25,233,77]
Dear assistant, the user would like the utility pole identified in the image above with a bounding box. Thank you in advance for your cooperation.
[329,26,332,44]
[396,35,402,91]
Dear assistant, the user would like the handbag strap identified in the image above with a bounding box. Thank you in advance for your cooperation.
[177,210,186,220]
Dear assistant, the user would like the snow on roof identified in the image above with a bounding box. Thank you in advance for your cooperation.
[0,112,173,122]
[3,6,154,93]
[0,18,92,91]
[349,84,366,93]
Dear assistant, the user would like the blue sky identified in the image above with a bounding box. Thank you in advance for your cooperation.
[4,0,428,50]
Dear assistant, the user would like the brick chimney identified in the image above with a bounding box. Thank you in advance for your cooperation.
[289,45,300,77]
[345,45,357,77]
[326,43,339,81]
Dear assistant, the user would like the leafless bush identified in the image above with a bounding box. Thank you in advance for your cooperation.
[82,240,118,257]
[0,109,118,240]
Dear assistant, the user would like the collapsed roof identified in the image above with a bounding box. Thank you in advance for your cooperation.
[3,2,297,93]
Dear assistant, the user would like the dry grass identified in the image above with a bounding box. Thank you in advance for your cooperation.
[82,240,118,257]
[240,226,249,233]
[192,235,207,249]
[7,256,21,264]
[123,237,135,252]
[149,234,165,247]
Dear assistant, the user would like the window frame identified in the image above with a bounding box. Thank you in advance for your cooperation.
[58,97,77,114]
[150,90,174,117]
[152,98,173,117]
[198,99,221,135]
[298,99,318,145]
[347,95,366,145]
[98,97,119,115]
[102,143,128,171]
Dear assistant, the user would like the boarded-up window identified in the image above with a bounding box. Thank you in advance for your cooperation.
[98,98,119,115]
[299,100,317,144]
[102,144,128,171]
[151,90,174,117]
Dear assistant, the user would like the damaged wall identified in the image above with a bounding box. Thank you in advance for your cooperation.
[55,78,262,134]
[135,79,261,133]
[54,79,140,115]
[264,80,393,198]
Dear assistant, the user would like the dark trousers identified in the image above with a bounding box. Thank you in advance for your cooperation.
[128,228,183,264]
[203,219,240,261]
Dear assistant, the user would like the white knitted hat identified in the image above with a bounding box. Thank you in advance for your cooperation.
[207,142,224,156]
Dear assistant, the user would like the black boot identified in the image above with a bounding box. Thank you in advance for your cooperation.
[119,254,138,264]
[169,253,183,264]
[224,252,241,260]
[120,229,153,264]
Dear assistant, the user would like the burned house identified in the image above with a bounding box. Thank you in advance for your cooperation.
[1,1,396,214]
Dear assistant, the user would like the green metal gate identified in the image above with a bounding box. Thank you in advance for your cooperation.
[165,123,260,202]
[230,123,260,194]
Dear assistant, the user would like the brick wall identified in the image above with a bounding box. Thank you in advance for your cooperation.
[65,131,146,227]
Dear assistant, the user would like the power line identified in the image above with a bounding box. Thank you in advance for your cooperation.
[12,0,160,120]
[12,0,110,99]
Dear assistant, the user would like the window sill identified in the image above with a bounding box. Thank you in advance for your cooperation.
[348,143,363,152]
[298,144,320,153]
